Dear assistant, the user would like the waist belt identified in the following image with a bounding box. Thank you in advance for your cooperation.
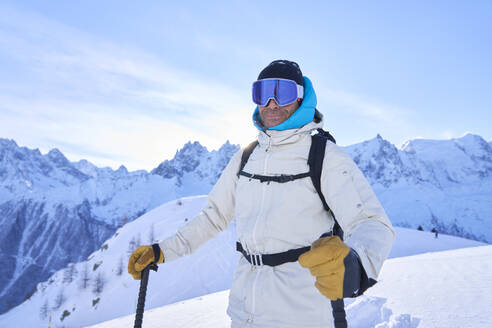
[236,235,346,328]
[236,242,311,266]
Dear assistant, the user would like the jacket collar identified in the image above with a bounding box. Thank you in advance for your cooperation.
[257,119,324,149]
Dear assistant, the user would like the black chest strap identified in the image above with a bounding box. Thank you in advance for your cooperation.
[238,171,311,183]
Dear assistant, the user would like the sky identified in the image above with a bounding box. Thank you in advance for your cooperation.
[1,0,491,171]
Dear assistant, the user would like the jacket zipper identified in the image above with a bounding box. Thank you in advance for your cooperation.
[266,133,272,152]
[251,150,269,247]
[250,143,270,318]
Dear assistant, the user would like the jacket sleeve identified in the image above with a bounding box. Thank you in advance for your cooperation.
[320,142,395,286]
[158,149,242,262]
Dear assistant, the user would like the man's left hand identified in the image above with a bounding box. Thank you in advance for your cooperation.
[298,236,351,301]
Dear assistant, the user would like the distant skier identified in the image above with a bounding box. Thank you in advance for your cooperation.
[128,60,395,328]
[432,228,438,238]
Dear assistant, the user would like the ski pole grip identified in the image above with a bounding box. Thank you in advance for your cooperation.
[134,263,158,328]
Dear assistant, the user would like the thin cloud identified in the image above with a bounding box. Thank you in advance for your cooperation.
[0,3,254,170]
[321,88,412,125]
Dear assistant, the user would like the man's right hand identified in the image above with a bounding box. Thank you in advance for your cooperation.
[128,244,165,280]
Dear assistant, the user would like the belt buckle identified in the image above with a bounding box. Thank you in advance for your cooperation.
[249,253,263,266]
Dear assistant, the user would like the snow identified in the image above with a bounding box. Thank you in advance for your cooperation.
[88,291,232,328]
[362,246,492,328]
[86,246,492,328]
[0,196,485,328]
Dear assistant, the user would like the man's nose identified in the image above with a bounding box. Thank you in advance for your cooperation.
[266,99,279,109]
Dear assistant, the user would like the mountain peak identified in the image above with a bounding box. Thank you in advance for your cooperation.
[117,165,128,174]
[453,133,492,161]
[453,133,488,146]
[180,141,207,153]
[0,138,19,150]
[218,140,239,155]
[151,140,239,183]
[46,148,69,166]
[353,134,393,153]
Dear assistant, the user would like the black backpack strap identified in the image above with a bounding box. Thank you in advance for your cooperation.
[308,130,343,240]
[316,127,336,144]
[237,141,259,177]
[309,128,348,328]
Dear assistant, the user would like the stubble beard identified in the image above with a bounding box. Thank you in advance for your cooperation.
[260,108,290,128]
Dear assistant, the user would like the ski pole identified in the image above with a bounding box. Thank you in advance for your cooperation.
[134,263,158,328]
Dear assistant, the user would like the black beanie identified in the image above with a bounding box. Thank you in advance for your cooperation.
[257,60,304,86]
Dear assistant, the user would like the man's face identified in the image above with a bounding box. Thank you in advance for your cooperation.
[259,99,300,128]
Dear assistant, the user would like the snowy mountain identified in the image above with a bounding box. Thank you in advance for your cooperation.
[85,245,492,328]
[0,139,89,201]
[1,132,491,316]
[0,138,238,314]
[0,196,484,328]
[345,133,492,242]
[151,140,238,195]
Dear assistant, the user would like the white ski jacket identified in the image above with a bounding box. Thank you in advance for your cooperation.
[159,119,395,328]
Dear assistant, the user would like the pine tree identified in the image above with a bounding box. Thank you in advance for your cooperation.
[63,263,78,284]
[135,233,141,249]
[53,289,66,310]
[116,256,124,276]
[148,223,155,244]
[39,299,49,319]
[79,263,90,290]
[127,237,137,257]
[93,272,105,295]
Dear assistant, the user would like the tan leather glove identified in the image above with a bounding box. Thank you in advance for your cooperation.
[298,236,351,301]
[128,244,164,280]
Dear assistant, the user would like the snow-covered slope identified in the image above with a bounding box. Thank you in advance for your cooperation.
[0,138,238,314]
[0,196,484,328]
[86,245,492,328]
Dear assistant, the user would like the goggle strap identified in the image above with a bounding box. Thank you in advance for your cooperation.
[297,84,304,99]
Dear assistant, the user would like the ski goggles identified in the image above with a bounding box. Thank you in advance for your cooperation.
[252,78,304,107]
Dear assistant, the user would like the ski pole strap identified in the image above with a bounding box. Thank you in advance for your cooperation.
[236,242,310,266]
[331,299,348,328]
[152,243,161,262]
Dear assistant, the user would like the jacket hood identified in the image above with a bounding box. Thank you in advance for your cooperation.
[252,76,317,132]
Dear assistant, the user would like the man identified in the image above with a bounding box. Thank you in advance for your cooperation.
[128,60,395,328]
